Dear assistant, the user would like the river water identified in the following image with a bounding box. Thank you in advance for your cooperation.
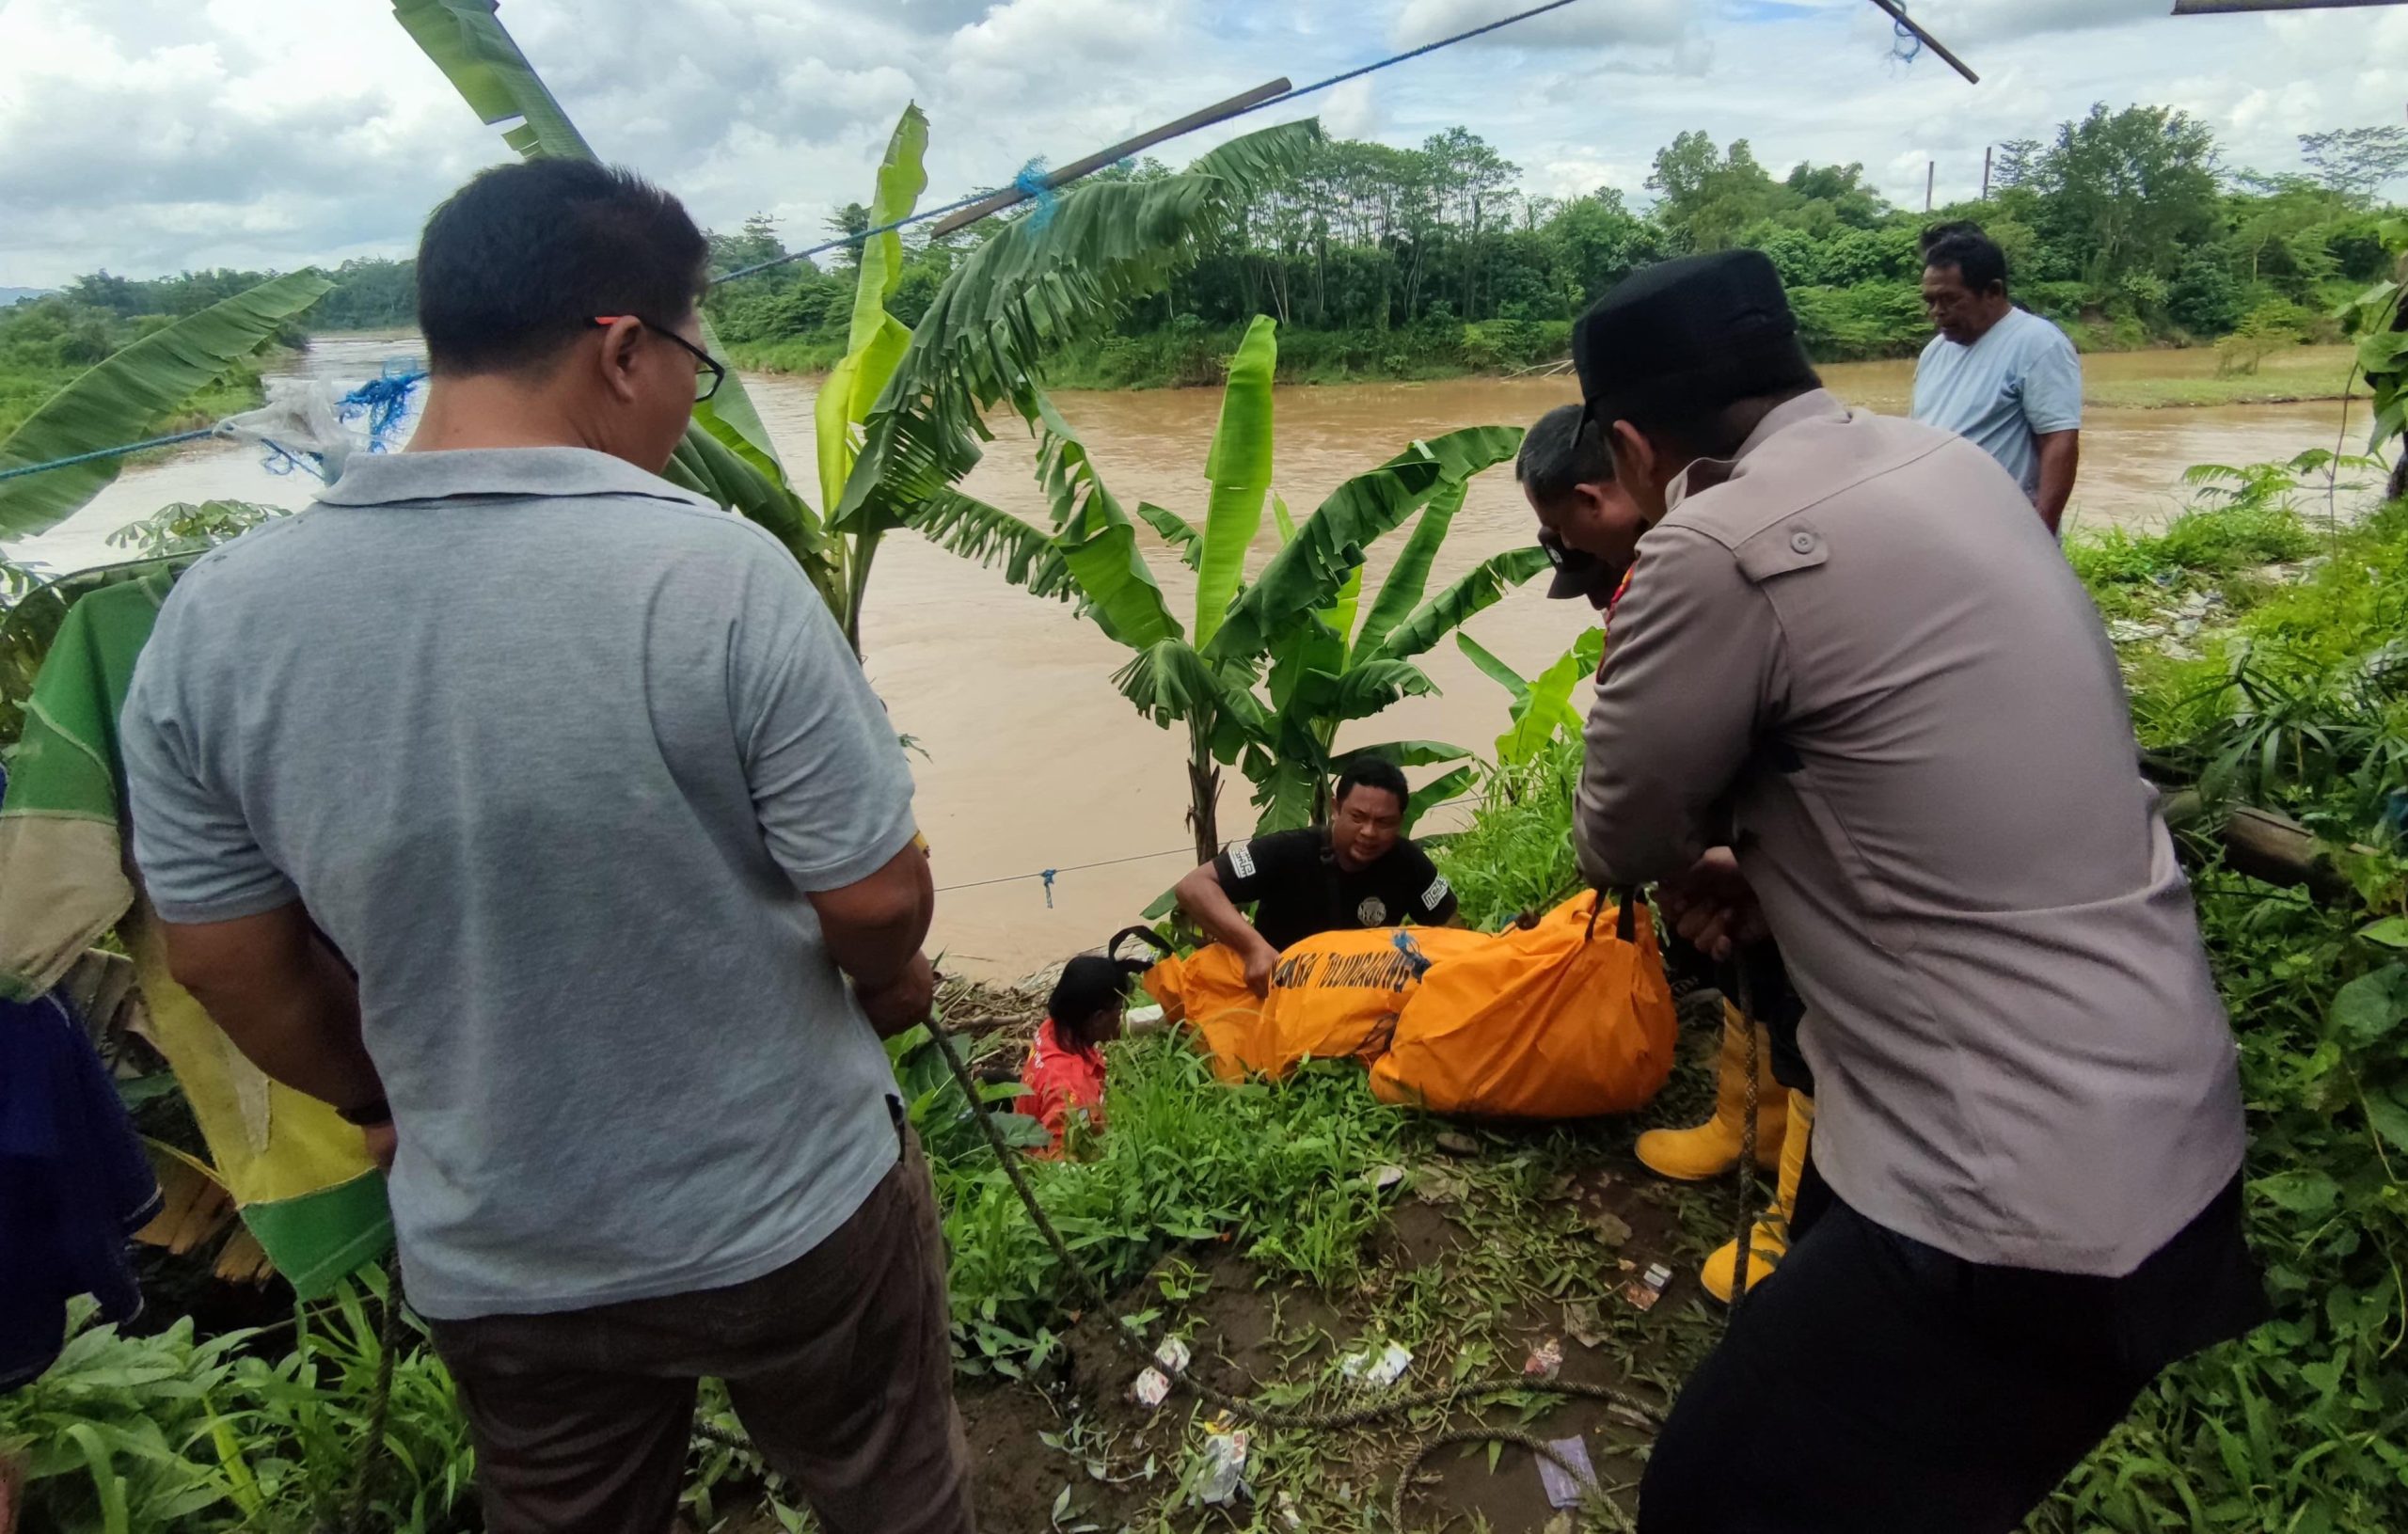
[7,337,2367,976]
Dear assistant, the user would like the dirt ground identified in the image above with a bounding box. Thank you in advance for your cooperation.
[709,1018,1738,1533]
[947,1135,1715,1533]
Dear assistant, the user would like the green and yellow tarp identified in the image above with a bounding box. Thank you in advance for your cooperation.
[0,574,390,1297]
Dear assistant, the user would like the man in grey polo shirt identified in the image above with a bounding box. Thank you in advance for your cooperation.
[120,160,972,1533]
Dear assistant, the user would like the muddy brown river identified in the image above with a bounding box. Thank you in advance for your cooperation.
[7,337,2368,975]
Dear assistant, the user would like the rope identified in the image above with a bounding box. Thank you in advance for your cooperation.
[707,0,1594,288]
[0,428,216,483]
[931,795,1483,895]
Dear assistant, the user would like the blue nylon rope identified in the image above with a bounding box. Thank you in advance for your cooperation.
[0,428,218,483]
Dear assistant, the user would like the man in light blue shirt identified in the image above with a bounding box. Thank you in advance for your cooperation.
[1911,227,2083,533]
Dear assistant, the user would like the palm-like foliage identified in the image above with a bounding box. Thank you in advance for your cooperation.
[0,272,332,541]
[1460,627,1605,767]
[923,312,1541,860]
[395,0,1315,650]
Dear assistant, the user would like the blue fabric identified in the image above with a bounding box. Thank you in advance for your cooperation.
[1909,308,2083,501]
[0,991,161,1389]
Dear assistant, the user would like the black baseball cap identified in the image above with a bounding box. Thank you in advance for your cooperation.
[1573,250,1817,439]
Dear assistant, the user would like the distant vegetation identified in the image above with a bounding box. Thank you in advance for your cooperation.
[702,107,2406,386]
[5,107,2400,407]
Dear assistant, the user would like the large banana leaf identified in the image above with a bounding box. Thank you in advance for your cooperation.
[391,0,590,158]
[1329,740,1470,771]
[907,489,1074,602]
[1204,453,1444,664]
[1370,546,1553,663]
[1194,315,1277,648]
[1454,632,1530,701]
[1112,639,1271,765]
[816,104,930,517]
[1405,766,1479,832]
[391,0,781,468]
[1493,628,1605,766]
[1032,393,1180,648]
[1352,424,1520,660]
[1135,501,1204,570]
[0,272,332,540]
[835,120,1321,538]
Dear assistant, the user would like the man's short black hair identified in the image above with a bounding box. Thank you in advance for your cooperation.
[417,159,710,375]
[1919,219,1986,257]
[1925,230,2009,296]
[1334,759,1410,813]
[1516,402,1613,505]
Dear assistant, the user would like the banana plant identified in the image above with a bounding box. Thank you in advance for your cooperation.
[397,0,1316,650]
[1459,626,1606,768]
[815,105,930,651]
[916,312,1545,861]
[0,271,333,541]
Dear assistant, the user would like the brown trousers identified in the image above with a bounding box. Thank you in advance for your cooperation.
[425,1127,974,1534]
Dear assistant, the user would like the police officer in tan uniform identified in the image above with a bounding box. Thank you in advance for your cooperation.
[1567,251,2265,1532]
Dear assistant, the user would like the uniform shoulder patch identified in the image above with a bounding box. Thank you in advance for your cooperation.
[1228,841,1257,878]
[1422,874,1451,909]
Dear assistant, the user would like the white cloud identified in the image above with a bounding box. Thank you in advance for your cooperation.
[1320,78,1382,139]
[0,0,2401,286]
[1909,0,2167,47]
[1390,0,1690,51]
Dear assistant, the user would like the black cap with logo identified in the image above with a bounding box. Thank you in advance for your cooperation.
[1572,249,1817,438]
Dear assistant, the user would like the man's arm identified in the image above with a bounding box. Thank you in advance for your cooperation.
[732,536,934,1031]
[159,903,382,1115]
[1576,529,1787,890]
[808,841,936,1036]
[1174,862,1280,995]
[2022,327,2083,536]
[2032,430,2079,536]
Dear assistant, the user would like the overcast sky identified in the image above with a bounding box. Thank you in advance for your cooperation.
[2,0,2403,289]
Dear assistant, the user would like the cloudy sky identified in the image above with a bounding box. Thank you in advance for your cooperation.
[2,0,2403,288]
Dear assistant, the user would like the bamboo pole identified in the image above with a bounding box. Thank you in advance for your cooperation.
[1865,0,1981,83]
[927,78,1294,239]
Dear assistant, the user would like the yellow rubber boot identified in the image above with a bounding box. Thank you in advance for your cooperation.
[1635,1004,1786,1182]
[1703,1090,1814,1303]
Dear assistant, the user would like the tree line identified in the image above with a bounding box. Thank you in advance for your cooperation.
[6,105,2402,400]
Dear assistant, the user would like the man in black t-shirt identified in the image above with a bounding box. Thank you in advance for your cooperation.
[1172,760,1461,996]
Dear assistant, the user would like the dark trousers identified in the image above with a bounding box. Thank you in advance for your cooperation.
[1640,1162,2264,1533]
[425,1128,974,1534]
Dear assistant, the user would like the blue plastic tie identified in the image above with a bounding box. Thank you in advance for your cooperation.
[1891,1,1922,62]
[1013,159,1058,232]
[1041,868,1058,908]
[1390,929,1433,980]
[337,365,427,454]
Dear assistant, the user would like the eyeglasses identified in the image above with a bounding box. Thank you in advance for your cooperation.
[592,315,727,403]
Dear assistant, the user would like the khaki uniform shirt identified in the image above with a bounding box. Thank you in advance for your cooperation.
[1576,390,2244,1276]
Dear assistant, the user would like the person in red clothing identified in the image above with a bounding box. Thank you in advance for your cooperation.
[1022,956,1139,1155]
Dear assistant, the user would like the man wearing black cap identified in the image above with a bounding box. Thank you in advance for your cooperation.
[1568,250,2263,1532]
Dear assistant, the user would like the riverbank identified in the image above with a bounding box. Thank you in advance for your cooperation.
[725,326,2358,410]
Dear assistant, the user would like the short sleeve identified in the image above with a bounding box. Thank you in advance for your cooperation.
[120,622,299,924]
[2021,326,2083,435]
[1213,830,1309,903]
[731,541,918,894]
